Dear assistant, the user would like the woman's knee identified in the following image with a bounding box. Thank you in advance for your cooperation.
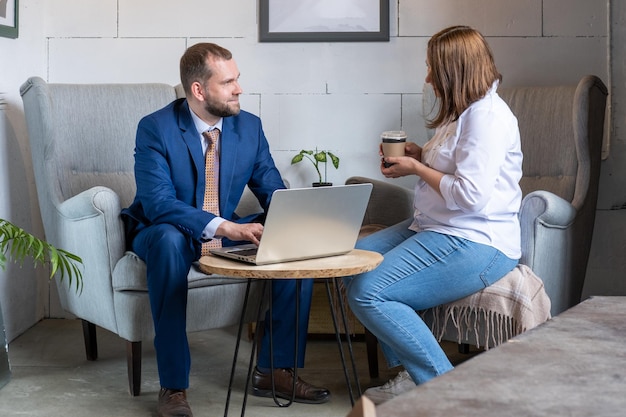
[346,275,375,310]
[346,283,364,315]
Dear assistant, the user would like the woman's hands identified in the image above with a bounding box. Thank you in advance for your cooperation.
[404,142,423,161]
[379,141,444,195]
[381,156,422,178]
[379,142,423,178]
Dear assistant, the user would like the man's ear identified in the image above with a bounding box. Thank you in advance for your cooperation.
[190,81,205,102]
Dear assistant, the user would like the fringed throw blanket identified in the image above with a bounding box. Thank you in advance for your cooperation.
[424,264,551,349]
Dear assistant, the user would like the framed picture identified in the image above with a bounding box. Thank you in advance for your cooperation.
[0,0,18,39]
[259,0,389,42]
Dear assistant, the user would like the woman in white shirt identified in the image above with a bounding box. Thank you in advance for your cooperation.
[345,26,523,404]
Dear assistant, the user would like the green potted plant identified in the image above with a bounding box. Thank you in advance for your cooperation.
[291,148,340,187]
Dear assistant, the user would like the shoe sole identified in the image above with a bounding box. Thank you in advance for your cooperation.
[251,387,331,404]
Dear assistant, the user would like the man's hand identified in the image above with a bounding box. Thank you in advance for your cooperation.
[216,221,264,245]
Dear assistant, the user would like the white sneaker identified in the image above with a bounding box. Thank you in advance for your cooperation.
[363,370,416,404]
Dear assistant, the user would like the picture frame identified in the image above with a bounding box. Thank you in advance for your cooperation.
[0,0,18,39]
[259,0,389,43]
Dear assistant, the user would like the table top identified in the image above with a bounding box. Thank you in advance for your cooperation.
[375,296,626,417]
[198,249,383,279]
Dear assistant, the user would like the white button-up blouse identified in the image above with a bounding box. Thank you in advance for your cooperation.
[410,83,523,259]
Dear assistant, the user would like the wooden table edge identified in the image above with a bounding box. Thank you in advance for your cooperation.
[198,249,383,279]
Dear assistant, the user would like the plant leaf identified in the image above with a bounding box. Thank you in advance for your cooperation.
[314,151,327,163]
[328,152,340,169]
[0,219,83,293]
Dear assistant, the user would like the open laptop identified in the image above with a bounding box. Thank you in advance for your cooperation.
[209,183,373,265]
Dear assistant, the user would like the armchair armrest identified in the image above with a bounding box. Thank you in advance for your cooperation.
[520,190,577,229]
[56,186,126,268]
[53,186,126,331]
[519,190,577,315]
[58,185,121,218]
[519,190,576,265]
[346,176,414,226]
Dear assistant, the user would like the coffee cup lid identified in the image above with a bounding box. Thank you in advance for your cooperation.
[381,130,407,140]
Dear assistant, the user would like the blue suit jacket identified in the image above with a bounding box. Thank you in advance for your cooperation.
[121,98,285,249]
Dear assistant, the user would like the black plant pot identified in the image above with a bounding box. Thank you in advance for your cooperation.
[312,182,333,187]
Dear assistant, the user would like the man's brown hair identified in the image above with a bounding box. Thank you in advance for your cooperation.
[180,43,233,95]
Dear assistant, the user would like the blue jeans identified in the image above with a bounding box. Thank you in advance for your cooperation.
[344,219,517,384]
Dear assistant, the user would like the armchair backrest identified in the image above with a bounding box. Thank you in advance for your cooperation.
[501,85,579,202]
[20,77,183,231]
[498,75,607,212]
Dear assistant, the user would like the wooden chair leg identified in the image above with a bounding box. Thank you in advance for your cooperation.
[365,327,379,378]
[126,341,142,396]
[81,320,98,361]
[458,343,470,354]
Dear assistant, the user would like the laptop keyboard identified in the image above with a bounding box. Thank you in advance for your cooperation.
[233,248,258,257]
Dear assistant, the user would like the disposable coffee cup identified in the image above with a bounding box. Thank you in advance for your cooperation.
[381,130,407,167]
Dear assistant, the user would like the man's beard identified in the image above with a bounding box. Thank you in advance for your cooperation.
[204,97,240,118]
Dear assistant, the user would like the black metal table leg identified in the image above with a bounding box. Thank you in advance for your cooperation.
[224,279,268,417]
[325,278,362,406]
[224,280,252,417]
[334,278,362,397]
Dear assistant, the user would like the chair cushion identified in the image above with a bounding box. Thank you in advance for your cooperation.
[112,251,249,291]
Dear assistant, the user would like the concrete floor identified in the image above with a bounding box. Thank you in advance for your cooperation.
[0,319,478,417]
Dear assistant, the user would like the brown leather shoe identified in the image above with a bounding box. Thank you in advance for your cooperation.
[251,367,331,404]
[157,388,193,417]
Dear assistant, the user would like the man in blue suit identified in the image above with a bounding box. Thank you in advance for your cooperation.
[121,43,330,417]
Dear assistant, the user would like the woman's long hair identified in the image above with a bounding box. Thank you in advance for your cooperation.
[426,26,502,129]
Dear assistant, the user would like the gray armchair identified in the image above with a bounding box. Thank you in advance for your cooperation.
[20,77,266,396]
[348,75,608,376]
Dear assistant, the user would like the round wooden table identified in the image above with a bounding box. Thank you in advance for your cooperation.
[198,249,383,416]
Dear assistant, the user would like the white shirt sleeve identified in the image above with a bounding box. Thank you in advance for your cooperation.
[201,217,227,241]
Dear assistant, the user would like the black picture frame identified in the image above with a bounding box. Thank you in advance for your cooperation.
[259,0,389,43]
[0,0,18,39]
